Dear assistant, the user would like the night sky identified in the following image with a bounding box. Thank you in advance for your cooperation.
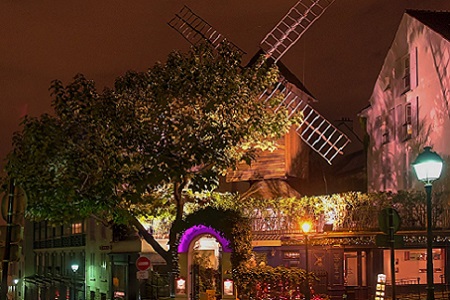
[1,0,450,170]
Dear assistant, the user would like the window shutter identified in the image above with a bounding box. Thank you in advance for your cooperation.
[396,105,403,141]
[411,97,419,137]
[410,47,418,89]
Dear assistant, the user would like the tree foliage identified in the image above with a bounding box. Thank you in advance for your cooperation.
[218,189,450,233]
[233,265,320,300]
[4,42,293,265]
[182,206,253,268]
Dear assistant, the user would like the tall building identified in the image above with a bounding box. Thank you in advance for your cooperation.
[22,218,112,300]
[360,10,450,192]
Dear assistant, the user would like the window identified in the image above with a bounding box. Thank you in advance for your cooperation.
[396,104,403,141]
[283,251,300,260]
[90,252,96,279]
[72,222,83,234]
[404,103,412,140]
[40,221,46,241]
[410,47,418,89]
[344,251,367,286]
[51,253,57,274]
[35,254,40,275]
[34,223,40,242]
[403,55,411,92]
[384,249,445,285]
[47,224,54,240]
[100,253,107,279]
[54,254,60,275]
[61,253,66,276]
[41,254,46,275]
[64,224,72,236]
[54,225,62,237]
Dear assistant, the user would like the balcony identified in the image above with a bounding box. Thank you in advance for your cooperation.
[250,192,450,237]
[34,234,86,249]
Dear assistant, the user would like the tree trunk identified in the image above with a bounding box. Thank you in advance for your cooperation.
[129,216,171,262]
[127,179,186,273]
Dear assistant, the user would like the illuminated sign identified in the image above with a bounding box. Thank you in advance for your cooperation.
[374,274,386,300]
[176,277,186,295]
[224,279,234,296]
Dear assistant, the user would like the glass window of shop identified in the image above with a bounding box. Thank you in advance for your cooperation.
[344,251,367,286]
[383,249,445,285]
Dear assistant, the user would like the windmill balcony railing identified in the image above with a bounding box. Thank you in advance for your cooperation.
[249,207,450,234]
[250,216,380,234]
[145,192,450,239]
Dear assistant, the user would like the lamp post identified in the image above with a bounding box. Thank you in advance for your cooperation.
[301,221,312,300]
[12,279,18,300]
[71,264,79,273]
[412,147,444,300]
[71,264,79,300]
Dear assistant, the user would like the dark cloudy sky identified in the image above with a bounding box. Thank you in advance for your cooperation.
[1,0,450,169]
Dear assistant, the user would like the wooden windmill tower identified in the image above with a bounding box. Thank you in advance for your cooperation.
[169,0,350,187]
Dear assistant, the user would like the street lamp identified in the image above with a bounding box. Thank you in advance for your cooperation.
[71,264,79,273]
[412,146,444,300]
[13,279,19,300]
[71,264,79,300]
[301,221,312,300]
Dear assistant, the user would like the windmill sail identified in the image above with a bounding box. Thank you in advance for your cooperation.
[261,78,350,164]
[169,2,350,164]
[168,5,244,54]
[260,0,335,62]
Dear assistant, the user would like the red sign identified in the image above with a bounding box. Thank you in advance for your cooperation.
[136,256,151,271]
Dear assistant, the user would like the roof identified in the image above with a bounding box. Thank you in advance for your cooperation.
[246,49,315,99]
[333,149,365,176]
[240,179,301,200]
[406,10,450,41]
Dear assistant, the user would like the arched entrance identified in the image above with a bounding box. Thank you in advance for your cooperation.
[190,235,221,299]
[177,225,235,300]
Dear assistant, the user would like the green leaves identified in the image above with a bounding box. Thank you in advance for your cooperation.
[233,264,311,300]
[5,41,291,227]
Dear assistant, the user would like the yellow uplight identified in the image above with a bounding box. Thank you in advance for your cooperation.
[301,221,312,234]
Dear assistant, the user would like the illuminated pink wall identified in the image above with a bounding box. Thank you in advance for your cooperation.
[361,12,450,192]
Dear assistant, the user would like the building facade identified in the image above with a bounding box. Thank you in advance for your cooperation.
[22,218,112,300]
[358,8,450,299]
[360,10,450,192]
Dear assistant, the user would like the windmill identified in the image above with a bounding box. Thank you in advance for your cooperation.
[168,0,350,165]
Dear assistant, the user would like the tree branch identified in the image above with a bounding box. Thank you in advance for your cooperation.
[129,216,171,262]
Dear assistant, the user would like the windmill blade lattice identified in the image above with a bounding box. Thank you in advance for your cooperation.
[260,0,335,62]
[169,2,350,164]
[168,5,244,54]
[261,78,350,164]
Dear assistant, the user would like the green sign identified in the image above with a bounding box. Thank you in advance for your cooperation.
[375,234,404,248]
[378,207,401,234]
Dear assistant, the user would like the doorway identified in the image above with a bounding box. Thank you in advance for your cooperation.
[189,235,222,300]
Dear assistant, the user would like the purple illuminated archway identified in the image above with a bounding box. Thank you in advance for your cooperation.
[178,224,232,253]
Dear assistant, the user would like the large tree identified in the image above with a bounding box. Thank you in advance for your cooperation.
[4,42,293,271]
